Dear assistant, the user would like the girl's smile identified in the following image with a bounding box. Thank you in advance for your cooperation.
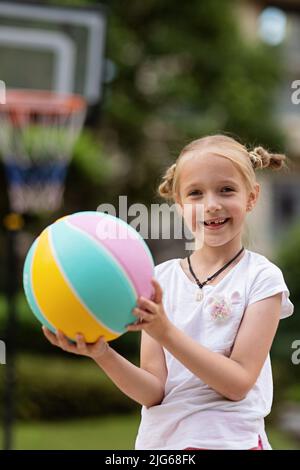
[202,217,231,229]
[177,153,253,244]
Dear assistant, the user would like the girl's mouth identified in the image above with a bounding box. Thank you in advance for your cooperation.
[204,218,230,230]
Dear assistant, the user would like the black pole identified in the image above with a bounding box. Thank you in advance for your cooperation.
[2,214,22,450]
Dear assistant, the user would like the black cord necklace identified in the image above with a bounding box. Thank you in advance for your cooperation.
[187,246,245,301]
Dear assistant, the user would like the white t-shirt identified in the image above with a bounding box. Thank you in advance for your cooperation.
[135,248,294,450]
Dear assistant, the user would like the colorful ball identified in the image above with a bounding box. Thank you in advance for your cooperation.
[23,211,155,342]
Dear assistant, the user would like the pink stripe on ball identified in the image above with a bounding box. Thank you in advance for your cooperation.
[68,212,154,299]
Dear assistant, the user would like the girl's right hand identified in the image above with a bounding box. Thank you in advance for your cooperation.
[42,326,110,361]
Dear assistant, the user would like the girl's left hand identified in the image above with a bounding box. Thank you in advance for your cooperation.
[127,278,171,343]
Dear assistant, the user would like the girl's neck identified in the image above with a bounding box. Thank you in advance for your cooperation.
[192,240,244,269]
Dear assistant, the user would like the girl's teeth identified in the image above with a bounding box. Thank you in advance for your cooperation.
[204,218,229,226]
[210,220,223,225]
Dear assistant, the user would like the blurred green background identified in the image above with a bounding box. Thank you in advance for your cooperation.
[0,0,300,450]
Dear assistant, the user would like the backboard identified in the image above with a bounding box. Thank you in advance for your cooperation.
[0,1,107,107]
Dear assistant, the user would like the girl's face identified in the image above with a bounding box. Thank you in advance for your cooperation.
[176,152,259,247]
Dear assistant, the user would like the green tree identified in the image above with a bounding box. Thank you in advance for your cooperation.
[48,0,284,208]
[273,223,300,365]
[98,0,284,203]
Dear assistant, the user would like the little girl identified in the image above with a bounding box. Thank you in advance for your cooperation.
[43,134,294,450]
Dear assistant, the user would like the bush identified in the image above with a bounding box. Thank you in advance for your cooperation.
[0,283,142,421]
[0,353,139,421]
[0,292,140,359]
[273,222,300,362]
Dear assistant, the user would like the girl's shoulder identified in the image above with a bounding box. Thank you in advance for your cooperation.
[246,249,285,278]
[245,249,294,319]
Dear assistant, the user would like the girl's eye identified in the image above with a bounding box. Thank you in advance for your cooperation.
[222,187,234,192]
[189,187,234,196]
[189,191,201,196]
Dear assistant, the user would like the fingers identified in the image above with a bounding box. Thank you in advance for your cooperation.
[136,296,157,313]
[130,283,164,326]
[151,278,163,304]
[94,335,108,348]
[43,326,78,354]
[42,326,59,346]
[75,333,88,354]
[42,325,110,359]
[132,307,153,323]
[91,336,110,360]
[56,330,78,353]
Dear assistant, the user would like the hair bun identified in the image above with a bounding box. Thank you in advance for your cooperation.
[249,146,286,171]
[157,163,177,199]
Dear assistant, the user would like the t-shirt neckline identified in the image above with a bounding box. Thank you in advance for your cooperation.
[176,249,248,290]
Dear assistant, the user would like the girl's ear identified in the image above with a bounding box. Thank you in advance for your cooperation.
[247,183,260,212]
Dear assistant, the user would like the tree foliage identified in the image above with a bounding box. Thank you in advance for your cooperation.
[47,0,284,206]
[274,223,300,351]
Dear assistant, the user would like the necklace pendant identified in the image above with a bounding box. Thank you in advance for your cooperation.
[196,289,204,301]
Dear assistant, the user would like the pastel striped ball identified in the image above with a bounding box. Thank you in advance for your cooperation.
[23,211,155,343]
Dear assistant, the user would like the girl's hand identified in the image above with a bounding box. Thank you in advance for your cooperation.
[126,278,171,342]
[42,326,110,361]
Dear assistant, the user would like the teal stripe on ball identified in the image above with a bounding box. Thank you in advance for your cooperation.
[50,220,137,333]
[23,239,56,333]
[70,211,155,266]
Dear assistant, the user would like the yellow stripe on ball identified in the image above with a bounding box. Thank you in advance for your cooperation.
[31,228,119,343]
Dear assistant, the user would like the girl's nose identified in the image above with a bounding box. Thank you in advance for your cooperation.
[205,194,222,212]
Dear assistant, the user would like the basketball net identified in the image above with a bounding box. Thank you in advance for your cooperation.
[0,89,87,214]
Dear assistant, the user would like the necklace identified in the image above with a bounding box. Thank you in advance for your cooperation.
[187,246,245,301]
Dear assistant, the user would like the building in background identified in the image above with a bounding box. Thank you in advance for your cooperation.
[238,0,300,257]
[156,0,300,263]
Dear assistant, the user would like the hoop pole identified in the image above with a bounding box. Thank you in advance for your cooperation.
[2,216,21,450]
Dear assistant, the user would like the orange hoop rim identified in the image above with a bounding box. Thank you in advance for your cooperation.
[0,89,87,115]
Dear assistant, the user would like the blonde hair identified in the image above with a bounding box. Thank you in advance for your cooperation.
[158,135,288,202]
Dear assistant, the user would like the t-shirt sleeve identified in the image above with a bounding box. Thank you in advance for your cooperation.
[153,261,172,317]
[153,264,163,285]
[154,264,160,278]
[247,264,294,319]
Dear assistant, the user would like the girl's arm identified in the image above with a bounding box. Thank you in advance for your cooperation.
[161,293,281,400]
[42,327,165,408]
[128,279,282,401]
[93,345,165,407]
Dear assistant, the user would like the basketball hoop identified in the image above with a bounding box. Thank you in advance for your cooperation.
[0,89,87,214]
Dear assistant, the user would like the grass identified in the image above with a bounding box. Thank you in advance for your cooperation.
[266,426,299,450]
[0,415,299,450]
[0,415,141,450]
